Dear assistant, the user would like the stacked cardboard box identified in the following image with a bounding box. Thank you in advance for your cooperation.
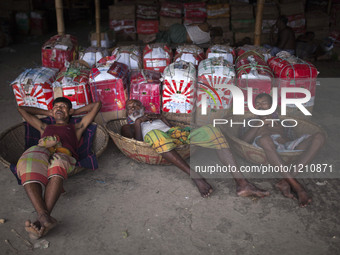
[280,0,306,36]
[184,2,206,25]
[159,2,182,31]
[259,4,279,44]
[109,4,136,41]
[231,3,254,44]
[206,3,231,44]
[137,4,159,41]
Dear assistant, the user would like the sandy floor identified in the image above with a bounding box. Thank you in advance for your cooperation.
[0,24,340,255]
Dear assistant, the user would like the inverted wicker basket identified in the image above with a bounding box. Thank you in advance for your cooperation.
[0,123,109,176]
[105,119,192,165]
[221,114,327,165]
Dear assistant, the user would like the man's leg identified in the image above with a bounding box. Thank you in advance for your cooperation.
[161,150,213,198]
[216,148,270,198]
[257,135,311,207]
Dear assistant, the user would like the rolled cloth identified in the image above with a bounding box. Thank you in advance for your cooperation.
[185,25,210,44]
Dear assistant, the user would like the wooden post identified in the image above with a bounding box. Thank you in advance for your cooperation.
[95,0,101,47]
[254,0,265,46]
[55,0,65,35]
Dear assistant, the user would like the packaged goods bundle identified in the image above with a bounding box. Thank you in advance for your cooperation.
[162,61,197,114]
[42,34,78,70]
[160,2,182,18]
[109,5,136,41]
[79,46,109,67]
[89,61,129,122]
[11,67,58,110]
[184,2,207,24]
[112,45,142,70]
[236,51,274,111]
[174,45,205,68]
[287,14,306,34]
[237,45,271,62]
[136,4,158,20]
[268,52,318,117]
[196,57,236,120]
[143,43,172,73]
[52,64,91,109]
[89,31,114,48]
[110,19,136,34]
[130,70,162,114]
[137,20,159,34]
[206,45,236,64]
[207,3,230,19]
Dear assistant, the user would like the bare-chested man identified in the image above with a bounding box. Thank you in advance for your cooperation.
[240,93,325,207]
[265,16,296,56]
[121,99,269,198]
[17,97,101,239]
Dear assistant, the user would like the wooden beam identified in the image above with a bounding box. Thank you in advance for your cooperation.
[254,0,265,46]
[55,0,65,36]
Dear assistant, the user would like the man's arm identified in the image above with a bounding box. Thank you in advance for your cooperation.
[74,101,102,141]
[17,106,51,135]
[277,29,290,49]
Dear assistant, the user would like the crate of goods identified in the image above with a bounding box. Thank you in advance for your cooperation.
[89,61,129,121]
[162,61,197,114]
[231,4,253,20]
[237,45,271,62]
[112,45,142,70]
[130,70,162,114]
[52,66,91,109]
[143,43,172,73]
[268,52,318,118]
[287,14,306,34]
[11,67,58,110]
[207,3,230,19]
[160,2,182,18]
[136,4,158,20]
[184,2,207,24]
[236,51,274,111]
[42,34,78,70]
[231,19,255,32]
[137,19,159,34]
[279,1,305,17]
[110,20,136,34]
[80,46,109,68]
[174,45,205,68]
[109,5,136,40]
[206,45,236,64]
[30,11,48,35]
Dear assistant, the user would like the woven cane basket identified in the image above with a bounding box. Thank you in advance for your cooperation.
[0,123,109,176]
[221,114,327,165]
[105,119,192,165]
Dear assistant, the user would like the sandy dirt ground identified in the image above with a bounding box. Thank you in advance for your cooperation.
[0,23,339,255]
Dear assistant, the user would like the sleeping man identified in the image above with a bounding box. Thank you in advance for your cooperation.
[121,99,270,198]
[17,97,101,239]
[240,93,325,207]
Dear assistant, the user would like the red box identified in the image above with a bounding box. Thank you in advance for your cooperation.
[42,34,78,70]
[11,67,57,110]
[160,2,182,18]
[130,70,162,114]
[143,43,172,73]
[137,19,159,34]
[89,62,129,112]
[53,67,92,109]
[236,52,274,111]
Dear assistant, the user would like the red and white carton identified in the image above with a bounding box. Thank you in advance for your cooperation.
[42,34,78,70]
[143,43,172,73]
[11,67,58,110]
[80,46,109,67]
[268,52,318,114]
[160,2,182,18]
[137,19,159,34]
[111,45,142,70]
[162,61,197,114]
[197,57,236,110]
[130,70,162,114]
[174,45,205,68]
[89,61,129,114]
[206,45,236,64]
[237,44,271,62]
[52,66,92,110]
[236,51,274,111]
[184,2,207,19]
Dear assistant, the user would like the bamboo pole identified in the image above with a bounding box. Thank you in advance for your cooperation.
[55,0,65,36]
[254,0,265,46]
[95,0,101,47]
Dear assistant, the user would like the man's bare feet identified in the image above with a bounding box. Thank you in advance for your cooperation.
[275,180,296,200]
[297,190,312,207]
[192,178,213,198]
[25,220,42,240]
[38,214,57,237]
[236,182,270,198]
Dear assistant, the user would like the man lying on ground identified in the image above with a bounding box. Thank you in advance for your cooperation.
[121,99,269,198]
[240,93,325,207]
[17,97,101,239]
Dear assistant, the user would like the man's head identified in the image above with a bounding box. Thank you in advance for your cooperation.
[276,16,288,30]
[51,97,74,122]
[126,99,145,121]
[255,93,273,111]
